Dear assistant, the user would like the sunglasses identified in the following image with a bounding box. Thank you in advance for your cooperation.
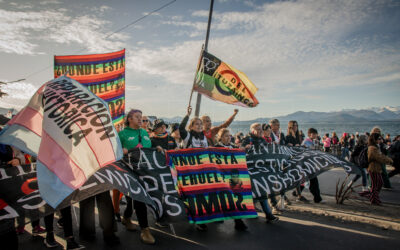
[142,120,149,122]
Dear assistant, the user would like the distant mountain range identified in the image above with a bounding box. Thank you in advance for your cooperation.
[2,106,400,124]
[160,106,400,124]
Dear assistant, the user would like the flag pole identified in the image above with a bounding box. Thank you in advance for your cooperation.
[188,45,204,109]
[193,0,214,117]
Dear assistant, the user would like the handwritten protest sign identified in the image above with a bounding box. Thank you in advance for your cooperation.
[54,49,125,128]
[167,148,257,224]
[0,76,123,207]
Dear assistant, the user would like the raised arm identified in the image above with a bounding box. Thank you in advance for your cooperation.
[179,106,192,140]
[210,109,238,135]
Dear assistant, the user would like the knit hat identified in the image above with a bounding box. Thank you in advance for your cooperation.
[169,123,179,133]
[152,119,168,131]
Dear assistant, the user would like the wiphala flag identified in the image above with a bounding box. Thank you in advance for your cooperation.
[54,49,125,128]
[167,147,258,224]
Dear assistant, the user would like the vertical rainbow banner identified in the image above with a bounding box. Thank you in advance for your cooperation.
[54,49,125,129]
[167,148,257,224]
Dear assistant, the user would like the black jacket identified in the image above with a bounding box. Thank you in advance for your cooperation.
[285,134,301,146]
[271,132,286,145]
[241,134,267,151]
[151,135,177,150]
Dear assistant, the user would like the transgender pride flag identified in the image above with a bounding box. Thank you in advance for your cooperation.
[0,76,123,208]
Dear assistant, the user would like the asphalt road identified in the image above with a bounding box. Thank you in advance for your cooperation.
[18,167,400,250]
[19,205,400,250]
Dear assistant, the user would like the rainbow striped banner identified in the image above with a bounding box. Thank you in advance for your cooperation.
[167,148,257,224]
[0,76,123,208]
[54,49,125,129]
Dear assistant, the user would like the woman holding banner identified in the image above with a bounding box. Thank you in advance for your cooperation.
[179,106,209,149]
[118,109,155,245]
[241,123,279,223]
[179,106,209,231]
[215,128,248,231]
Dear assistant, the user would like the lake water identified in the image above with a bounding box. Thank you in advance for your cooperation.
[228,121,400,139]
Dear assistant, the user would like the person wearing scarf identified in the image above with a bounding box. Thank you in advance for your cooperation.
[151,119,177,151]
[179,106,209,231]
[201,109,238,146]
[179,106,209,149]
[215,128,249,231]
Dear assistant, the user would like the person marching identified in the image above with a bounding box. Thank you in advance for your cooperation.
[214,128,248,231]
[151,119,178,152]
[201,109,239,146]
[118,109,155,244]
[179,106,209,231]
[300,128,324,204]
[359,133,393,205]
[348,135,369,191]
[241,123,279,223]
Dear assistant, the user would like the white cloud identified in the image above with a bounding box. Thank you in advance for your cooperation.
[125,85,142,91]
[9,2,34,9]
[127,0,400,94]
[0,9,128,55]
[39,0,62,5]
[142,11,162,17]
[127,40,203,85]
[191,10,208,18]
[171,15,183,21]
[0,81,37,109]
[93,5,112,14]
[2,81,37,99]
[48,15,128,53]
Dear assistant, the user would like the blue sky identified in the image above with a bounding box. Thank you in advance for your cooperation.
[0,0,399,120]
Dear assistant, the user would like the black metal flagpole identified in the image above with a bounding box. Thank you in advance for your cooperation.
[192,0,214,117]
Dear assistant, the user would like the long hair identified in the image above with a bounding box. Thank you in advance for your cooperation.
[368,133,381,147]
[287,120,299,138]
[370,126,382,135]
[357,134,368,146]
[188,117,202,131]
[217,128,230,142]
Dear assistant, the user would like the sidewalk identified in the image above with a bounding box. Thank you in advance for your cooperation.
[283,190,400,231]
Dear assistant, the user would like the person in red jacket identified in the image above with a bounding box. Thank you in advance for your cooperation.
[201,109,239,146]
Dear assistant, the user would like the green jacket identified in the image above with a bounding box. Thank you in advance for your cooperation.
[118,127,151,150]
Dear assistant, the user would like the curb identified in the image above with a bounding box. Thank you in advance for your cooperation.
[286,203,400,231]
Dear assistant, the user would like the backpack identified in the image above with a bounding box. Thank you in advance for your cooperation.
[357,147,369,168]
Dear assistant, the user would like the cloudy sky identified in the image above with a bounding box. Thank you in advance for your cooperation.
[0,0,399,120]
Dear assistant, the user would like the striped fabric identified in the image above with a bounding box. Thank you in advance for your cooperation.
[0,76,123,208]
[167,147,257,224]
[54,49,125,128]
[359,172,383,205]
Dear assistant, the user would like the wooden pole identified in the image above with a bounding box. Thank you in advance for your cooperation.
[193,0,214,117]
[188,45,204,108]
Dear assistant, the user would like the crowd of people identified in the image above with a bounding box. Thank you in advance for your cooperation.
[1,107,399,250]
